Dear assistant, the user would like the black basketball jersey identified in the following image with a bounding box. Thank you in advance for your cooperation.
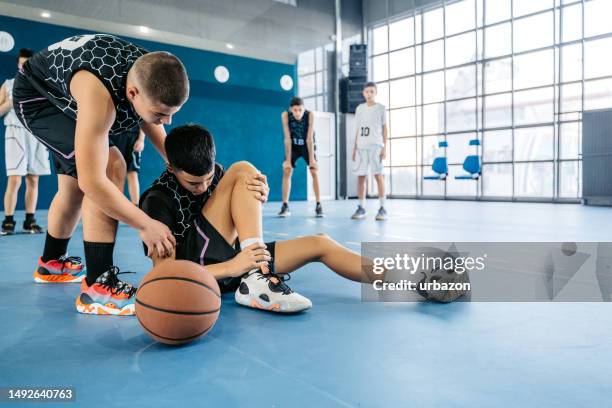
[287,110,311,146]
[23,34,147,135]
[139,164,225,241]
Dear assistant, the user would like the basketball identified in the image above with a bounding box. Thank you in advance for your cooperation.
[135,260,221,346]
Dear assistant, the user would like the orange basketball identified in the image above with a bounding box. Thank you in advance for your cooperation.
[135,260,221,346]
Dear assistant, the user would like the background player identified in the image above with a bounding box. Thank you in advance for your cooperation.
[0,48,51,235]
[351,82,388,221]
[278,97,323,218]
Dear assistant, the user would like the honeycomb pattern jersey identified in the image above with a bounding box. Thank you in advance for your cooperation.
[140,164,225,240]
[23,34,148,135]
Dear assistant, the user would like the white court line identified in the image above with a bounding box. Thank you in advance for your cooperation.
[262,230,289,237]
[345,241,361,247]
[383,234,433,242]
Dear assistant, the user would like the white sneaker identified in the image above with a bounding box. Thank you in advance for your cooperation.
[235,271,312,313]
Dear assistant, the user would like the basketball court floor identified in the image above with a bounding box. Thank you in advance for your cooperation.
[1,199,611,407]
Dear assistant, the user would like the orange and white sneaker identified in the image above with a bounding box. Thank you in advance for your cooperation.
[34,255,86,283]
[75,267,137,316]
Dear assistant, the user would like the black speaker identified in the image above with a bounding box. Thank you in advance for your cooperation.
[348,44,367,77]
[340,76,366,113]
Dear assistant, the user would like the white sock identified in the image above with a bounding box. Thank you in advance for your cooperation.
[359,198,365,208]
[379,196,386,208]
[240,237,263,250]
[240,237,264,276]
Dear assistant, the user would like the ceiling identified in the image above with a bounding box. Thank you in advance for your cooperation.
[0,0,363,64]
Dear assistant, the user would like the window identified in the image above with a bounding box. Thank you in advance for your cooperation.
[584,0,612,38]
[389,48,415,78]
[513,49,554,90]
[513,11,554,53]
[446,0,475,36]
[369,0,609,201]
[389,17,414,50]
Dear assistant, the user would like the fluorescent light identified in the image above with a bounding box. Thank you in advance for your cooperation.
[139,26,150,34]
[41,11,51,18]
[226,43,234,50]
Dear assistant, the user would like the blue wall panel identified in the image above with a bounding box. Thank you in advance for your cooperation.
[0,15,303,213]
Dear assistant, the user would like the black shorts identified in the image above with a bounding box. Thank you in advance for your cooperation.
[13,71,118,178]
[110,131,142,173]
[176,214,276,294]
[289,145,316,168]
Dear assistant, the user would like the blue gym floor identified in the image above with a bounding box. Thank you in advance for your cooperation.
[1,199,612,407]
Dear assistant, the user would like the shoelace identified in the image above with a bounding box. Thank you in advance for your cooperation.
[98,266,137,296]
[59,255,83,267]
[254,270,293,295]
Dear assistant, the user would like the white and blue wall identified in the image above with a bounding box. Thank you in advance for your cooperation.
[0,15,305,210]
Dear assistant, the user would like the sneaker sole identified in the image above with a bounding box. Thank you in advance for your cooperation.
[375,216,387,221]
[315,214,325,218]
[351,215,366,220]
[75,296,135,316]
[34,269,85,283]
[278,213,291,218]
[23,229,43,234]
[235,292,311,313]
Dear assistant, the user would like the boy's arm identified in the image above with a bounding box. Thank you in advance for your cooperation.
[352,106,360,160]
[0,83,12,117]
[281,112,292,168]
[306,111,316,167]
[140,122,167,161]
[70,70,175,257]
[133,128,145,153]
[381,109,388,160]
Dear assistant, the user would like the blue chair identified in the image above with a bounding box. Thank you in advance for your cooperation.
[424,141,448,180]
[455,139,481,180]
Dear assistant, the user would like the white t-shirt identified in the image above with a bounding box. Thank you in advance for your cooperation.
[3,78,21,127]
[354,102,386,148]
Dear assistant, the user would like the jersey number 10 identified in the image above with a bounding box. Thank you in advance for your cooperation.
[360,127,370,137]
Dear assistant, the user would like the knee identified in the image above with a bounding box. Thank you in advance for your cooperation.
[283,165,293,176]
[315,233,333,245]
[309,167,318,176]
[107,149,127,184]
[25,175,39,188]
[229,160,258,180]
[7,176,22,191]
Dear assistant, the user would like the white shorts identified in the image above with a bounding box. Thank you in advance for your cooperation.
[5,125,51,176]
[353,146,384,176]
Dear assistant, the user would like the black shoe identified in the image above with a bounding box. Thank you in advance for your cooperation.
[1,219,15,235]
[23,219,44,234]
[278,203,290,217]
[315,203,324,218]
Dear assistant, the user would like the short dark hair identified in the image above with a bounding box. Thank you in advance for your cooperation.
[289,96,304,107]
[132,51,189,107]
[18,48,33,60]
[363,81,377,90]
[165,124,215,176]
